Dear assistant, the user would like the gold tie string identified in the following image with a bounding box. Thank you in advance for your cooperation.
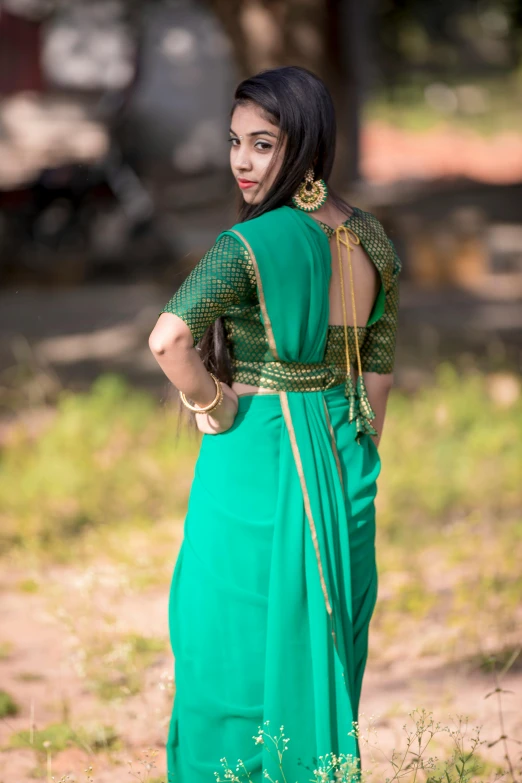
[335,225,363,380]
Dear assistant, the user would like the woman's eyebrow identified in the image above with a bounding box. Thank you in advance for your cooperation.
[229,128,278,138]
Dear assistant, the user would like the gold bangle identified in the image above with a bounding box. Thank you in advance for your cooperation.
[179,372,223,414]
[199,382,223,415]
[194,380,223,414]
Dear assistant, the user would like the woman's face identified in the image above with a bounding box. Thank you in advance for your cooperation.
[229,102,286,205]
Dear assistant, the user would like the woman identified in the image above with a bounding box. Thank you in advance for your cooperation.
[149,65,401,783]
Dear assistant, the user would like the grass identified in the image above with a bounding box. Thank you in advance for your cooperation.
[18,696,520,783]
[44,566,170,702]
[364,70,522,137]
[18,577,40,593]
[0,363,520,659]
[0,363,520,781]
[1,364,520,555]
[14,671,46,682]
[212,705,516,783]
[0,373,199,561]
[0,688,19,718]
[379,363,521,531]
[0,640,14,660]
[369,362,522,661]
[7,720,120,754]
[91,633,168,702]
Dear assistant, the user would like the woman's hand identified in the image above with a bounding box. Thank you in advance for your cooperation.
[194,381,239,434]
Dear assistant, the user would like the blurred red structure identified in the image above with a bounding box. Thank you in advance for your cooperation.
[0,8,44,95]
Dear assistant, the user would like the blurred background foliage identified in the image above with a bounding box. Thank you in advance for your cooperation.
[0,0,520,628]
[1,365,520,665]
[1,2,521,780]
[0,0,520,646]
[0,0,521,391]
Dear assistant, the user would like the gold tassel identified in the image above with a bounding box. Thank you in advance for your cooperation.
[356,374,377,424]
[336,226,379,445]
[354,415,378,444]
[343,373,358,422]
[344,375,378,443]
[355,375,378,442]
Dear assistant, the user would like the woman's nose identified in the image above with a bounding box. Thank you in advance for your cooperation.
[236,152,253,171]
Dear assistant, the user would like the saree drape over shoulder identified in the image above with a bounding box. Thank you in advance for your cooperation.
[162,205,401,783]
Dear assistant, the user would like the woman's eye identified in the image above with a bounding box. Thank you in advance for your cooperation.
[227,138,272,150]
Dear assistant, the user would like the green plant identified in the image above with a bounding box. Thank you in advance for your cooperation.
[0,688,19,718]
[0,373,199,560]
[46,565,168,702]
[212,711,495,783]
[0,640,14,660]
[8,720,120,754]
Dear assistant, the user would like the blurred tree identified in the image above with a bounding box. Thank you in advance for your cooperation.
[375,0,522,85]
[207,0,374,186]
[207,0,522,183]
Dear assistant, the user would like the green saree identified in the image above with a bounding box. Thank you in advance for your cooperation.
[166,206,382,782]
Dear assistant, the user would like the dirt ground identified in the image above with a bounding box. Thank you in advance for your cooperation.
[1,535,521,783]
[0,281,521,783]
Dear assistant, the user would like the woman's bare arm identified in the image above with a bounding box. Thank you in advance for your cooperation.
[363,371,394,449]
[149,313,238,432]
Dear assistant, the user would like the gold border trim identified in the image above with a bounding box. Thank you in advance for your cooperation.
[229,229,280,361]
[322,398,345,492]
[279,391,332,617]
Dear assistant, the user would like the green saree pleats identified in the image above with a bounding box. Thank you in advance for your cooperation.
[166,206,382,782]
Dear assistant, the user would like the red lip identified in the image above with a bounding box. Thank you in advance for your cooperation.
[237,178,257,189]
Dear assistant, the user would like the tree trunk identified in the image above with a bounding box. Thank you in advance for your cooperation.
[209,0,367,185]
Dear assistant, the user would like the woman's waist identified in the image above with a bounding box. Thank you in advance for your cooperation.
[232,381,279,397]
[231,380,350,400]
[229,379,371,450]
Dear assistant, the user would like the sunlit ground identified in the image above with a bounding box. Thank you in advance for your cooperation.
[362,75,522,185]
[0,363,520,782]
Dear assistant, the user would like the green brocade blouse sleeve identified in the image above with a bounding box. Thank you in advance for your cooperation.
[360,240,402,374]
[159,234,256,346]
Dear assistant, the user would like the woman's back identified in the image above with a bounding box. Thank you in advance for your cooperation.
[158,200,393,783]
[159,204,401,394]
[149,64,404,783]
[310,203,381,328]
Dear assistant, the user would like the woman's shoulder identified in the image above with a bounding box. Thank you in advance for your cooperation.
[227,205,289,235]
[193,231,257,297]
[204,231,255,276]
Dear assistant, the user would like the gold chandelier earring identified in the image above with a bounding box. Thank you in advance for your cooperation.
[292,166,328,212]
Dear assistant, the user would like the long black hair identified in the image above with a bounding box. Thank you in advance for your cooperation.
[177,65,353,430]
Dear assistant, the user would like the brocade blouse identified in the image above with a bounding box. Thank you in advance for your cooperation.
[159,206,401,391]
